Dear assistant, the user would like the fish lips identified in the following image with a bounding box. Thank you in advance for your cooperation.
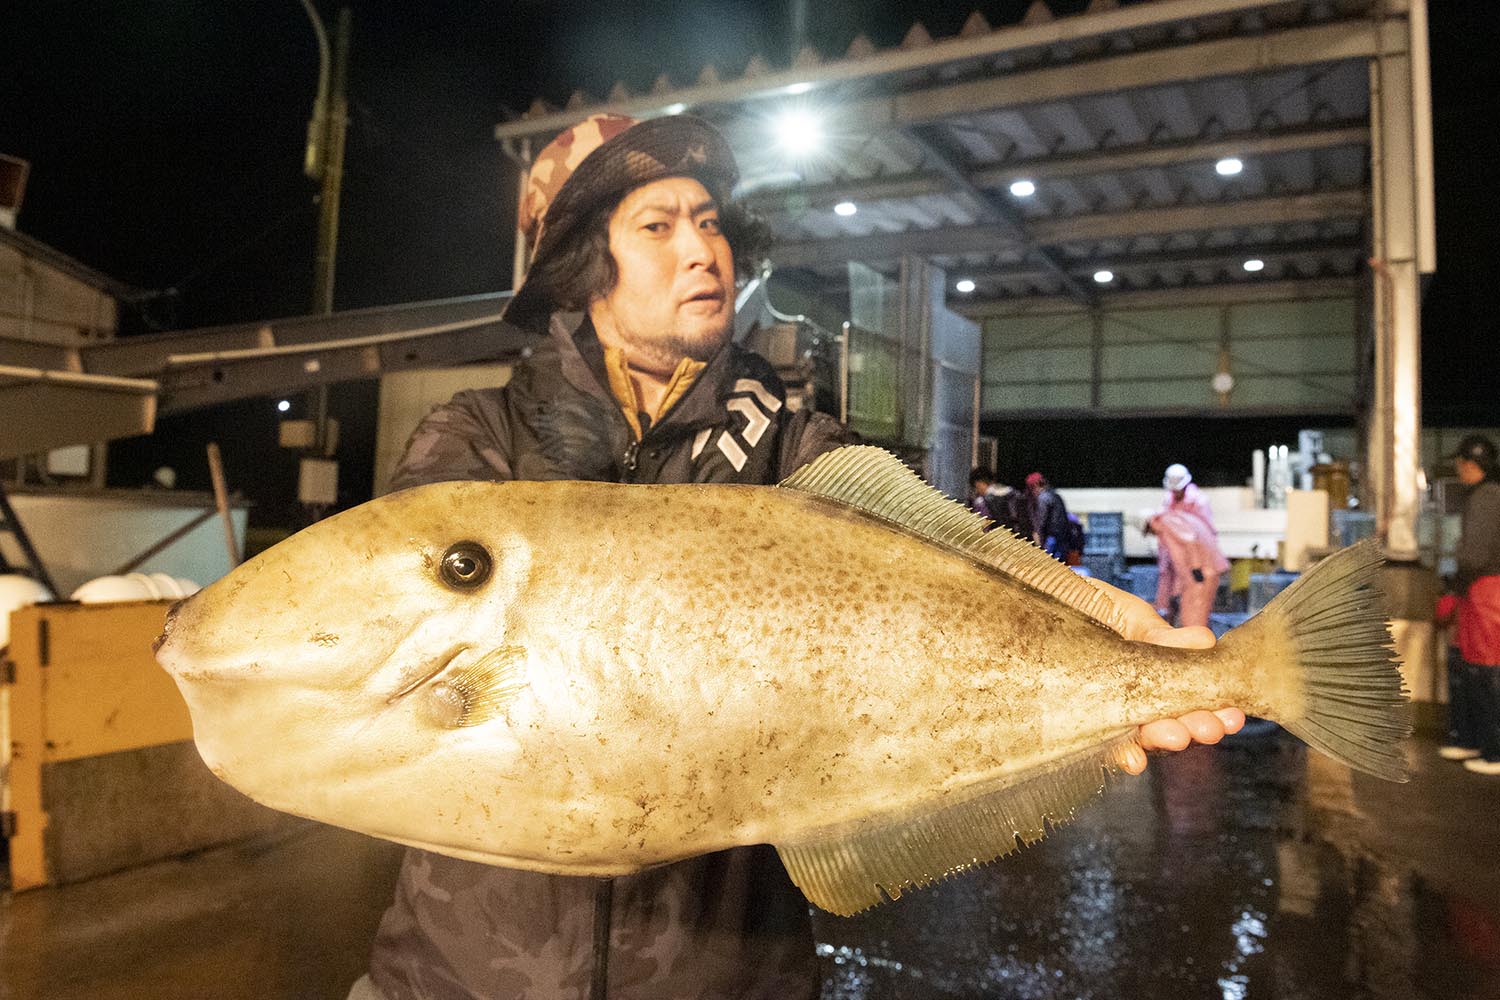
[152,594,194,655]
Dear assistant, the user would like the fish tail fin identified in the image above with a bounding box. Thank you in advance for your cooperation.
[1223,538,1410,781]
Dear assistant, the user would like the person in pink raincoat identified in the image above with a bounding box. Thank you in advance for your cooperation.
[1148,463,1230,628]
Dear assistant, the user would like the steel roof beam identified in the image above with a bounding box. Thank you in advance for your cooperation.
[770,189,1368,269]
[494,0,1337,143]
[962,238,1364,284]
[898,126,1096,306]
[743,123,1368,216]
[74,293,515,379]
[867,19,1404,131]
[1030,188,1367,243]
[955,277,1361,317]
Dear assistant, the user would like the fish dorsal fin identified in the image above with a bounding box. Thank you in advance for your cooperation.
[780,446,1126,634]
[775,731,1136,915]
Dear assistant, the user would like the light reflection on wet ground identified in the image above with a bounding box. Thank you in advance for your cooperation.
[814,730,1500,1000]
[2,731,1497,999]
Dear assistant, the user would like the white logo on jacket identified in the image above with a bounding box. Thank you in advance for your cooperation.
[691,378,782,472]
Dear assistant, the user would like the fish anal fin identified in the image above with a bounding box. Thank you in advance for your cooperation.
[780,446,1127,634]
[428,644,528,728]
[775,730,1136,916]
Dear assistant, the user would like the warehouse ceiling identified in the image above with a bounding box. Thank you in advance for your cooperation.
[495,0,1392,309]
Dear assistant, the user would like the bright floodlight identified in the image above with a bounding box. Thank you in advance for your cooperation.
[663,102,687,115]
[1093,269,1114,284]
[1216,157,1244,176]
[277,399,291,413]
[1243,258,1265,272]
[834,201,857,217]
[1009,179,1036,198]
[955,278,976,294]
[786,81,814,95]
[775,109,824,156]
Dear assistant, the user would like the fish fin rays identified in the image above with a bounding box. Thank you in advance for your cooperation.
[1224,539,1410,781]
[434,644,528,727]
[774,730,1137,916]
[780,446,1127,634]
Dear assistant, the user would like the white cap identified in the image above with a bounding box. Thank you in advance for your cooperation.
[1163,463,1192,490]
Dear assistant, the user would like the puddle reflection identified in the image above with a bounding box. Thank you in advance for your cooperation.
[816,731,1500,999]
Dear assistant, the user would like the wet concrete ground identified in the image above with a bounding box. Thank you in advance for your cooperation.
[4,729,1499,1000]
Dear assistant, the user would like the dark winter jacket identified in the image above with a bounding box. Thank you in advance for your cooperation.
[1457,478,1500,597]
[366,312,855,1000]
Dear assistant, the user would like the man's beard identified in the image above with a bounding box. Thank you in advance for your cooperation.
[625,322,730,372]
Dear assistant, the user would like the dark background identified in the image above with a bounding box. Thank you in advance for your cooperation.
[3,1,1495,528]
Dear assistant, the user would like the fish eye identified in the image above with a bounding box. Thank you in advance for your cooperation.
[439,542,492,590]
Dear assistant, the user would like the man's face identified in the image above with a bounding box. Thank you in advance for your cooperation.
[1456,457,1485,486]
[588,176,735,375]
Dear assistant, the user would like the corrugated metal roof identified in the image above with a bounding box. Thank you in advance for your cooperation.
[497,0,1387,307]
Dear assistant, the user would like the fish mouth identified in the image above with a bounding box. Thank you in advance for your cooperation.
[152,595,195,655]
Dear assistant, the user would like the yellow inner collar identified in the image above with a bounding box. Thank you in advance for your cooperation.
[602,346,706,441]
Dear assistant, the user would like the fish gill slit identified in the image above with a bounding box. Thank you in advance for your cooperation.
[386,644,468,705]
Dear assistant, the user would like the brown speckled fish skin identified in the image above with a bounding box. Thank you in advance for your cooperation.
[155,476,1295,877]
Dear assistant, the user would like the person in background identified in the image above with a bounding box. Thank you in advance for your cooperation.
[1435,590,1478,761]
[1447,434,1500,775]
[1026,472,1081,563]
[969,467,1032,538]
[1147,463,1229,629]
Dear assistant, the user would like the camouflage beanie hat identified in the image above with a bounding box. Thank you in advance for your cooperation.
[508,113,739,323]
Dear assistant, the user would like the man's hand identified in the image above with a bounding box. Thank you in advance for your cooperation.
[1082,577,1246,775]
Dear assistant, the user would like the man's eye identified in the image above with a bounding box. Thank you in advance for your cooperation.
[643,222,669,234]
[700,218,722,234]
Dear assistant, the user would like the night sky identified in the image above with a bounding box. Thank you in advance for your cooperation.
[4,1,1497,529]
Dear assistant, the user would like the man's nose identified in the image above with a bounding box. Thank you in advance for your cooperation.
[676,224,717,267]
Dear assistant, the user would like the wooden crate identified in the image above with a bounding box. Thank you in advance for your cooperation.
[4,600,290,890]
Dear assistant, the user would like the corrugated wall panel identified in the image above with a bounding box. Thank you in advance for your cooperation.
[982,296,1356,414]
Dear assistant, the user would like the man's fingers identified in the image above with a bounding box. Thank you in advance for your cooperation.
[1114,741,1149,775]
[1213,708,1247,734]
[1133,708,1246,764]
[1179,710,1226,745]
[1137,719,1191,752]
[1139,624,1217,650]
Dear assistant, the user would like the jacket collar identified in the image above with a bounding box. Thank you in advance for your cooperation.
[538,311,785,437]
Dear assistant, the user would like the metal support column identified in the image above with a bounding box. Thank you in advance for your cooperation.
[1367,1,1435,561]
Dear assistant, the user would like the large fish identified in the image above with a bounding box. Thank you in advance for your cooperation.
[154,446,1408,915]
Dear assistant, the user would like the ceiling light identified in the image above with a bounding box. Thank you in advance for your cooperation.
[834,201,857,217]
[277,399,291,413]
[1216,157,1244,177]
[955,278,976,294]
[774,109,823,156]
[1009,179,1036,198]
[1243,258,1265,272]
[1093,270,1114,284]
[663,102,687,116]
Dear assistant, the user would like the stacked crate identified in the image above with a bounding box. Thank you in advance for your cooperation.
[1080,511,1125,586]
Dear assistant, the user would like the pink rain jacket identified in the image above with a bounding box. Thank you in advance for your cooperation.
[1153,485,1229,609]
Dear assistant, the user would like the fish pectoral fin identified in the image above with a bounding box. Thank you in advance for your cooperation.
[428,644,528,728]
[774,730,1137,917]
[779,447,1127,634]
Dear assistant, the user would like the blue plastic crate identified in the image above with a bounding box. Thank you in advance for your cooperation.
[1248,571,1299,614]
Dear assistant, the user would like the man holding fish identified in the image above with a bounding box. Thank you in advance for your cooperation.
[150,113,1418,1000]
[342,113,1246,1000]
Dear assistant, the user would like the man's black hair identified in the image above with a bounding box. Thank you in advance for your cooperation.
[523,194,770,315]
